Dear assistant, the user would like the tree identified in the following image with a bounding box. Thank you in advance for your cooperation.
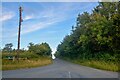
[2,43,13,53]
[57,2,120,61]
[28,42,52,56]
[28,42,35,52]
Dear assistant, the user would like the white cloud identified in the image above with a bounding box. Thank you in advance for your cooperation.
[23,15,34,21]
[1,12,14,22]
[22,23,46,34]
[21,17,64,34]
[20,3,77,35]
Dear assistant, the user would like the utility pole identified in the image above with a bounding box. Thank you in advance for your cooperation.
[17,6,23,61]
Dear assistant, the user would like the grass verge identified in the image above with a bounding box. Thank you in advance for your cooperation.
[2,57,52,70]
[62,57,119,72]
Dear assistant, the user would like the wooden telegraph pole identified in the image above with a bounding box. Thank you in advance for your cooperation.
[17,6,23,61]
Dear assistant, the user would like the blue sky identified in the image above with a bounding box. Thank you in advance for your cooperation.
[2,2,98,54]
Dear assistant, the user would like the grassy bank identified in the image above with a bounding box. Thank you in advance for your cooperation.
[2,57,52,70]
[62,57,119,72]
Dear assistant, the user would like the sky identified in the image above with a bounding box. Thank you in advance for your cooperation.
[1,2,99,54]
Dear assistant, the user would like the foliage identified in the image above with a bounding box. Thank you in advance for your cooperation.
[2,43,13,53]
[56,2,120,65]
[2,42,52,59]
[28,42,52,56]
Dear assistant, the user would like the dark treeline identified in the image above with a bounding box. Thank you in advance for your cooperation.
[56,2,120,62]
[2,42,52,58]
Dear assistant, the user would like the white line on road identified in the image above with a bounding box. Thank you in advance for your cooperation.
[68,71,71,78]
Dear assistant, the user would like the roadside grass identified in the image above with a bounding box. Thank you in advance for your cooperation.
[0,59,1,71]
[62,57,119,72]
[2,57,52,70]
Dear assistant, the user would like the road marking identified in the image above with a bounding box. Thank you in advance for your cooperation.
[68,71,71,78]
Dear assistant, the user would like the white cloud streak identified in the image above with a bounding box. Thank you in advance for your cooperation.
[21,3,73,35]
[1,12,14,22]
[21,17,64,34]
[23,15,34,21]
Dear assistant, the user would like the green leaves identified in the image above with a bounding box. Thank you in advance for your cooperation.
[57,2,120,61]
[2,43,13,52]
[28,42,52,56]
[78,35,89,45]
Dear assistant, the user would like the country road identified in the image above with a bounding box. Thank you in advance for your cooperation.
[3,59,118,78]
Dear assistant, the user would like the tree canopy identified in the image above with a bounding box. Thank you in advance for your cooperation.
[2,43,13,53]
[28,42,52,56]
[56,2,120,61]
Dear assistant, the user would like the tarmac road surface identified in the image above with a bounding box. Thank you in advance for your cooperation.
[2,58,118,78]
